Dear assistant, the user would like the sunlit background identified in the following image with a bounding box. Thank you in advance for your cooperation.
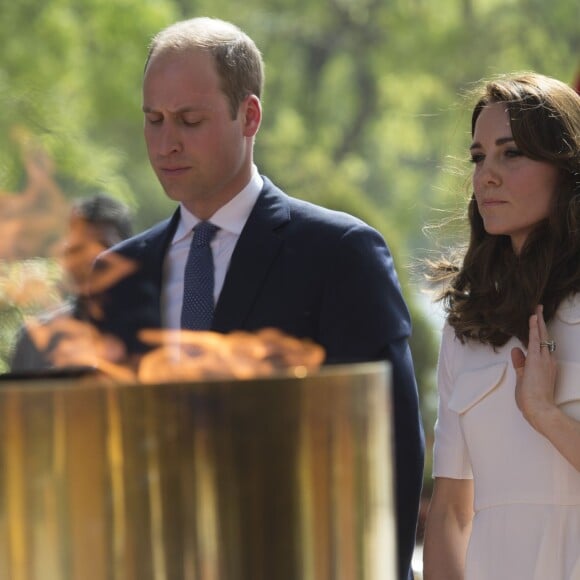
[1,0,578,575]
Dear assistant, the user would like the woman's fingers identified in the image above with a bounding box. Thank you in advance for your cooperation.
[528,312,540,353]
[511,347,526,372]
[535,304,555,357]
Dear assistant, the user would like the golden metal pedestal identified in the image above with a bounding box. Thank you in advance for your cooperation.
[0,362,396,580]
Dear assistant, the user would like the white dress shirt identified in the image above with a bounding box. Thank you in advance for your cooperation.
[161,167,263,329]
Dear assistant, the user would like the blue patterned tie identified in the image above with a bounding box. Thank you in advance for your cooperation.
[181,221,220,330]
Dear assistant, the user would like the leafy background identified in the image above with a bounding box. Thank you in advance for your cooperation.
[1,0,578,507]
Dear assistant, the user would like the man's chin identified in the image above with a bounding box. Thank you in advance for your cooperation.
[161,188,192,203]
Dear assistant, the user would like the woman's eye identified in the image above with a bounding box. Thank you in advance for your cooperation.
[469,153,484,164]
[504,148,523,158]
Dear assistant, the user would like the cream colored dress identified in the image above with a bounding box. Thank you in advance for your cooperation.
[434,294,580,579]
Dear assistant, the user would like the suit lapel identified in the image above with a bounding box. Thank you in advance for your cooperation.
[126,209,180,328]
[212,180,290,332]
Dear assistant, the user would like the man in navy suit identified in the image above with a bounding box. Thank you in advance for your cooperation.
[95,17,423,579]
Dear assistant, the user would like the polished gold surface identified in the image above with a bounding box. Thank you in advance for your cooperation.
[0,362,396,580]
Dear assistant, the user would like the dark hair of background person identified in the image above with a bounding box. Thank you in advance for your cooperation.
[71,193,134,245]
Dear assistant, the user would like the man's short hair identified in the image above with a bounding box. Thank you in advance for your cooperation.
[145,17,264,119]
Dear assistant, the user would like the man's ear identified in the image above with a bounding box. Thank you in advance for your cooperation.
[241,94,261,137]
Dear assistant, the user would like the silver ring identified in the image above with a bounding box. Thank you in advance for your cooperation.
[539,339,556,353]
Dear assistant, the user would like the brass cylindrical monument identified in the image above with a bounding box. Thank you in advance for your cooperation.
[0,362,396,580]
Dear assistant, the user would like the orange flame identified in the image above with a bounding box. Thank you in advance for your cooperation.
[0,128,69,261]
[22,319,325,384]
[137,328,325,383]
[1,132,325,382]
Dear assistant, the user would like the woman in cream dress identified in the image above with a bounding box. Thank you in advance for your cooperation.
[423,73,580,579]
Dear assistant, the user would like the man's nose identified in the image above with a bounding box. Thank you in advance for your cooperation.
[158,123,182,155]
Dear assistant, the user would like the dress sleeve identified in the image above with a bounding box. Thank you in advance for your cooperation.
[432,323,473,479]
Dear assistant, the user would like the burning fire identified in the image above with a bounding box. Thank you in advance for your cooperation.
[137,328,325,383]
[1,133,325,381]
[0,127,70,261]
[23,318,325,383]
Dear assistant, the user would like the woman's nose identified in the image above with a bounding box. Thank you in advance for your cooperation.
[475,160,501,188]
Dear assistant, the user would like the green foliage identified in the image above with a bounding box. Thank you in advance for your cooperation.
[0,259,64,372]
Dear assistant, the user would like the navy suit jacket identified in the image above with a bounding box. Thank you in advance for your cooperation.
[95,176,424,579]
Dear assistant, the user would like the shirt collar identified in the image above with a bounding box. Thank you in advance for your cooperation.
[172,166,263,244]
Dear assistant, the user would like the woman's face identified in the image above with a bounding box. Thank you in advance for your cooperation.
[471,101,560,254]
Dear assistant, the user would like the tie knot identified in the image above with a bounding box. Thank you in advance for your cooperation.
[193,221,219,247]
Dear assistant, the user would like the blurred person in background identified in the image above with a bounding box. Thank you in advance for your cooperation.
[9,193,133,372]
[93,17,423,579]
[423,72,580,579]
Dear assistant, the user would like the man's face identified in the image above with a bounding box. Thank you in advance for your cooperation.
[142,49,261,219]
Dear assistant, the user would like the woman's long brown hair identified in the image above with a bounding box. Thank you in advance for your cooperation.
[431,72,580,347]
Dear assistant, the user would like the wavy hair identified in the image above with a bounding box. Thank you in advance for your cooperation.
[431,72,580,347]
